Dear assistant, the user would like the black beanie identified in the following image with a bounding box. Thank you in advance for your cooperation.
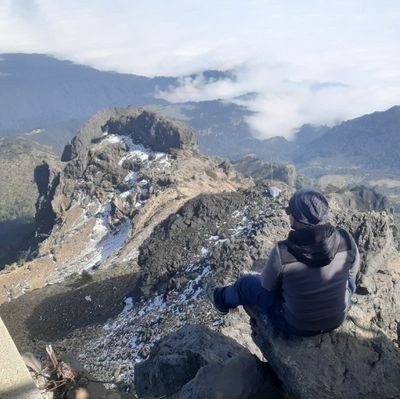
[288,189,329,225]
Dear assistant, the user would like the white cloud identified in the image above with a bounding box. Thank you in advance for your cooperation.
[0,0,400,138]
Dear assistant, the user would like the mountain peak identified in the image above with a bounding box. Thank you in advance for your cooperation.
[61,107,198,172]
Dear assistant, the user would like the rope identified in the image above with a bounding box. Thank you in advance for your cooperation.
[80,375,118,385]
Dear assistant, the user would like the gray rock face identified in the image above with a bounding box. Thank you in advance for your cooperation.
[137,185,290,293]
[233,156,303,188]
[178,353,283,399]
[251,314,400,399]
[103,108,198,152]
[62,107,198,177]
[328,185,390,213]
[138,191,248,287]
[134,325,251,398]
[34,161,60,240]
[250,210,400,399]
[43,107,201,228]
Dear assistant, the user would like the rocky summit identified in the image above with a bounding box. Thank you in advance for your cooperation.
[0,108,399,399]
[0,108,245,303]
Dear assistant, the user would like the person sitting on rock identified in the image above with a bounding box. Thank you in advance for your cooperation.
[211,189,360,337]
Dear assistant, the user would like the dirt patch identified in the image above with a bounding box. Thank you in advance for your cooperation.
[0,264,139,354]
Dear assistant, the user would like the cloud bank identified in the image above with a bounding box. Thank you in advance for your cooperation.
[1,0,400,138]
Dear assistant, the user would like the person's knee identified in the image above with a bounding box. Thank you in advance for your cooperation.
[235,275,262,300]
[236,274,261,287]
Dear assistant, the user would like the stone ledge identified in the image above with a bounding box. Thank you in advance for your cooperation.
[0,317,42,399]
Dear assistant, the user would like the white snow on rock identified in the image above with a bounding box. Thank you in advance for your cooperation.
[52,132,176,281]
[62,201,271,386]
[101,134,171,170]
[77,261,217,386]
[119,188,135,199]
[103,135,124,144]
[123,297,134,313]
[52,202,132,282]
[123,171,138,184]
[121,249,140,262]
[200,247,209,257]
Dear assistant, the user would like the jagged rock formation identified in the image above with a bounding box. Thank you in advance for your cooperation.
[233,155,303,188]
[0,137,60,269]
[135,325,282,399]
[0,183,289,391]
[34,161,61,240]
[0,107,399,398]
[2,175,398,398]
[0,108,246,303]
[328,185,391,213]
[61,107,198,175]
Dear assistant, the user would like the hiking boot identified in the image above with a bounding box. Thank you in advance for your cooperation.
[205,283,230,315]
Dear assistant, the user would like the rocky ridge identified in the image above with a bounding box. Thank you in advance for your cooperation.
[0,108,399,398]
[28,183,399,398]
[251,209,400,398]
[0,107,246,303]
[233,155,303,188]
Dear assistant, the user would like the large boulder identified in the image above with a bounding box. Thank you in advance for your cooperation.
[134,325,251,398]
[178,353,283,399]
[250,210,400,399]
[134,325,283,399]
[251,310,400,399]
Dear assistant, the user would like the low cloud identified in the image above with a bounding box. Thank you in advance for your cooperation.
[1,1,400,138]
[158,60,400,139]
[157,73,248,103]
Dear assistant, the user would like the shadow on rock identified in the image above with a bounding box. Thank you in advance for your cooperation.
[134,324,284,399]
[0,270,140,351]
[250,309,400,399]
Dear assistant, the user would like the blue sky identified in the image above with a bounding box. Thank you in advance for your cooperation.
[1,0,400,138]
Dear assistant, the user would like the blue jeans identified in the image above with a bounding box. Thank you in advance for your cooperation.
[222,274,277,312]
[215,275,353,337]
[215,275,290,333]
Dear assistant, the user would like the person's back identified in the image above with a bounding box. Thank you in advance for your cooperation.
[263,225,359,334]
[211,189,360,337]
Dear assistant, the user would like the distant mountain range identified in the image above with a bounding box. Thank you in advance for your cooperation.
[1,54,400,174]
[295,106,400,173]
[0,53,316,160]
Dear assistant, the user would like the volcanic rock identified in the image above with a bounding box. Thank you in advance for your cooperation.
[134,325,252,398]
[250,210,400,399]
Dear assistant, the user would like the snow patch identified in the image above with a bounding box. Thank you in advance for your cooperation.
[123,297,134,313]
[200,247,209,257]
[122,249,140,262]
[123,171,137,184]
[52,201,132,281]
[119,188,135,199]
[104,134,123,144]
[82,261,216,385]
